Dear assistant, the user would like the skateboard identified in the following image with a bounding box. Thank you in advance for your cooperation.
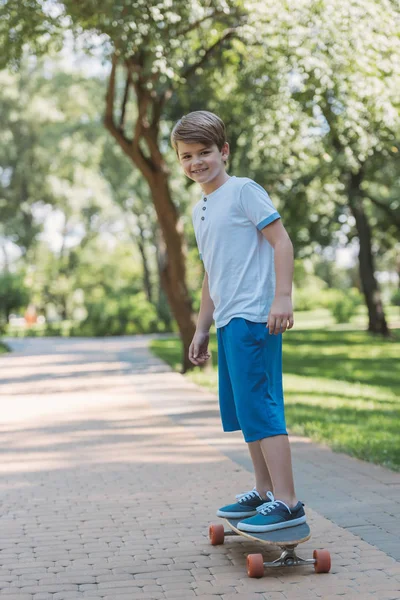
[209,517,331,578]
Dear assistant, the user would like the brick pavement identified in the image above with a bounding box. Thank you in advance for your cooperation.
[0,336,399,600]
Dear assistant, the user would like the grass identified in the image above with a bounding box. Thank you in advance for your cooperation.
[0,341,8,354]
[150,317,400,472]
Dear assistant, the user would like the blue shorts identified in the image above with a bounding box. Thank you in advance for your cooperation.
[216,317,287,443]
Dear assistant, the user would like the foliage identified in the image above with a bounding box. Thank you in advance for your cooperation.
[0,1,63,69]
[391,289,400,307]
[7,291,164,336]
[0,58,114,260]
[292,285,363,320]
[0,271,29,322]
[0,60,173,334]
[1,0,399,336]
[293,288,320,312]
[326,288,363,323]
[76,291,161,336]
[0,68,52,253]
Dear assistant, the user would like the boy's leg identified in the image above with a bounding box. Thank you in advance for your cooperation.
[220,319,305,531]
[259,434,298,507]
[248,441,273,499]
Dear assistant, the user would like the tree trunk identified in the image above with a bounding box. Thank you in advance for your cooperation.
[148,171,196,371]
[154,229,173,330]
[136,223,153,305]
[348,173,389,336]
[104,58,198,371]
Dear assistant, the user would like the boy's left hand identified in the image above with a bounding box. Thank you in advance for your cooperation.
[267,295,294,334]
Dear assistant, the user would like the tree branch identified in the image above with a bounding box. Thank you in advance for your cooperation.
[120,66,132,131]
[104,53,117,127]
[133,82,150,149]
[104,55,154,180]
[181,27,239,81]
[104,54,132,152]
[367,195,400,229]
[175,11,225,38]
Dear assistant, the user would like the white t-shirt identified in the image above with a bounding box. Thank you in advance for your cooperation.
[192,176,280,329]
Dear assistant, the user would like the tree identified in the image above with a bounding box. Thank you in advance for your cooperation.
[224,0,400,334]
[99,138,174,328]
[3,0,399,342]
[0,67,54,257]
[1,0,247,370]
[0,271,29,325]
[278,0,399,334]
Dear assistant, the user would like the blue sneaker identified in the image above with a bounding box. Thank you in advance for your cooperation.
[237,492,306,532]
[216,488,270,518]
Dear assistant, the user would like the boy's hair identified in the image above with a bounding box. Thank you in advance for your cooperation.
[170,111,226,153]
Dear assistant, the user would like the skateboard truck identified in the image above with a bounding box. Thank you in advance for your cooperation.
[262,545,314,567]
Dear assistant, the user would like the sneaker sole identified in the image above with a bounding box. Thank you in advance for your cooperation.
[237,515,307,533]
[216,509,259,518]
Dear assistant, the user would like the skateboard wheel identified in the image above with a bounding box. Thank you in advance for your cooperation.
[247,553,264,578]
[209,523,225,545]
[313,549,331,573]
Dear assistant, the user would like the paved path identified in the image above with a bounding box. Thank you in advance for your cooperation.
[0,336,399,600]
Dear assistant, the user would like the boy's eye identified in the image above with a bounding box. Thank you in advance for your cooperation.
[181,150,209,159]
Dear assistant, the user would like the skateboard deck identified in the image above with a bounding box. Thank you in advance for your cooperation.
[209,517,330,577]
[225,517,311,546]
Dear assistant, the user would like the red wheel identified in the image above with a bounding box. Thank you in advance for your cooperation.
[209,523,225,545]
[313,549,331,573]
[247,553,264,578]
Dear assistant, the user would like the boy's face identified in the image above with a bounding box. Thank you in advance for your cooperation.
[177,141,229,186]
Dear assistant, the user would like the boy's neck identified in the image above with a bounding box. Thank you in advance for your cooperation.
[200,172,231,196]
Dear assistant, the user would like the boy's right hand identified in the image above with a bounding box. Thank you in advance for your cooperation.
[189,330,211,365]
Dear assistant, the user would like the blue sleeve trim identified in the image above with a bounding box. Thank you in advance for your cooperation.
[257,212,280,231]
[199,253,203,261]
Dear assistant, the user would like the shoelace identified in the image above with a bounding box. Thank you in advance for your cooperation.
[235,488,261,503]
[256,491,291,515]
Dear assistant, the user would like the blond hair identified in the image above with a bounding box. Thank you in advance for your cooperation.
[170,111,227,153]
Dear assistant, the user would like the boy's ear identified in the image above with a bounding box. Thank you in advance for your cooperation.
[222,142,230,162]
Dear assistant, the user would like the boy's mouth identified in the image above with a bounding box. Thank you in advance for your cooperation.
[192,168,208,174]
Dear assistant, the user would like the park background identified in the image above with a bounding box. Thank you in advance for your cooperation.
[1,1,399,471]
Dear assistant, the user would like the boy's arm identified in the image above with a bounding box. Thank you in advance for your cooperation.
[189,272,214,365]
[260,219,294,334]
[196,272,214,333]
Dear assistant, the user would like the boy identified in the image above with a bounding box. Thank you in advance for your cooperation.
[171,111,306,532]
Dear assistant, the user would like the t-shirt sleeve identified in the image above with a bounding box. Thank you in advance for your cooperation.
[239,181,280,230]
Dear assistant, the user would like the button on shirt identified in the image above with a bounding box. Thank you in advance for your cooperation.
[192,176,280,328]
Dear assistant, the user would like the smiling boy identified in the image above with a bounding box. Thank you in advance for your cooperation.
[170,111,306,532]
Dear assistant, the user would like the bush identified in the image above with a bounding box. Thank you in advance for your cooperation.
[0,272,29,323]
[293,284,364,321]
[73,292,163,337]
[293,288,314,311]
[294,287,340,311]
[5,293,170,338]
[326,289,363,323]
[293,274,328,312]
[391,289,400,307]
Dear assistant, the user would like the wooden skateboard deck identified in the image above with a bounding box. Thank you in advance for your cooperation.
[225,517,311,546]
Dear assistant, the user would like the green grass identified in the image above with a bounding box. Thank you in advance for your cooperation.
[150,323,400,471]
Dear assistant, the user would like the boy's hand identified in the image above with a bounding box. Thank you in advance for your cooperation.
[189,330,211,365]
[267,295,294,335]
